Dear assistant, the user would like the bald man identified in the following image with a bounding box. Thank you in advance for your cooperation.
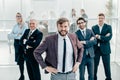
[20,19,43,80]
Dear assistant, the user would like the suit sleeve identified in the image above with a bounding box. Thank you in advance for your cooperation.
[76,36,84,63]
[85,30,97,48]
[20,29,27,47]
[26,32,43,48]
[34,37,48,69]
[100,25,112,42]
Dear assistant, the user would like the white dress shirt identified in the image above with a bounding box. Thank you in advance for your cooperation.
[57,33,73,73]
[98,24,104,46]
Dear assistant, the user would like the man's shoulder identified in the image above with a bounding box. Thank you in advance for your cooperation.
[24,29,30,32]
[104,23,111,28]
[35,29,43,35]
[92,24,98,28]
[45,34,57,40]
[68,33,77,39]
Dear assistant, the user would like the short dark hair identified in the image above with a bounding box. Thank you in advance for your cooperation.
[57,17,69,26]
[81,9,85,12]
[98,13,105,17]
[16,12,22,17]
[76,17,86,24]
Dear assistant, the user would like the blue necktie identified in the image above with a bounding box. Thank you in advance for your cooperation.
[82,31,86,38]
[62,39,66,72]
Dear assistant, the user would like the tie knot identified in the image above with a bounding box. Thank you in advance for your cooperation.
[30,31,32,33]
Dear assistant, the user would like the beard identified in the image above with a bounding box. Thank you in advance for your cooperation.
[58,30,68,36]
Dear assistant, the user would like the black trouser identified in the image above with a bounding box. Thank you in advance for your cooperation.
[94,47,112,80]
[14,39,25,79]
[25,49,41,80]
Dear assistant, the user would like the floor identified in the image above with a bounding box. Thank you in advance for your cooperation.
[0,41,120,80]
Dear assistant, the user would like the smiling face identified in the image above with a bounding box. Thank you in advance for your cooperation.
[57,22,69,36]
[57,18,70,36]
[29,19,38,30]
[77,20,86,30]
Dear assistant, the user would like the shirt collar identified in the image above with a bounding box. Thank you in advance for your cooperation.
[79,28,86,32]
[30,28,36,33]
[98,23,104,27]
[58,33,68,40]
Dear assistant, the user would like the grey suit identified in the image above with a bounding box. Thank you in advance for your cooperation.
[75,29,97,80]
[34,33,83,71]
[92,23,112,80]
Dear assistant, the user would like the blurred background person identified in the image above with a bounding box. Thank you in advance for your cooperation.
[26,11,35,25]
[80,9,88,27]
[69,8,78,33]
[8,12,28,80]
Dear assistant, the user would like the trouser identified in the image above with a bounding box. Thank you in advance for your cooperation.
[94,47,112,80]
[79,55,94,80]
[51,72,76,80]
[26,60,41,80]
[14,39,25,80]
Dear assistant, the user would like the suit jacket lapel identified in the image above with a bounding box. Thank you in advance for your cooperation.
[96,25,100,34]
[78,30,85,39]
[30,29,37,37]
[54,34,58,60]
[100,24,106,35]
[85,29,89,39]
[68,34,76,62]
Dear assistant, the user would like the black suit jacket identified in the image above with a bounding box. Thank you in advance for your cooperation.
[92,23,112,55]
[20,29,43,61]
[75,29,97,58]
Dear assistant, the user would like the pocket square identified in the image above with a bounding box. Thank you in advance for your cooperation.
[30,37,34,39]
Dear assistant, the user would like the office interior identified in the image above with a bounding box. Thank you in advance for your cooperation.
[0,0,120,80]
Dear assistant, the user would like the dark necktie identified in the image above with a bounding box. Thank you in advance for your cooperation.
[82,31,86,38]
[62,39,66,72]
[28,31,32,39]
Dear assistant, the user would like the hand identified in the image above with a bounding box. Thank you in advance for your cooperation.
[26,45,33,49]
[105,33,110,37]
[45,66,58,74]
[72,62,80,72]
[23,39,27,44]
[80,41,86,44]
[17,33,22,36]
[90,37,95,41]
[95,34,100,39]
[28,45,33,48]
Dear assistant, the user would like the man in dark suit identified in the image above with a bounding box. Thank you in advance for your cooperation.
[34,17,84,80]
[92,13,112,80]
[20,19,43,80]
[75,17,97,80]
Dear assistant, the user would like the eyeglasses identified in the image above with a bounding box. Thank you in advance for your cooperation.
[77,22,84,24]
[16,16,21,18]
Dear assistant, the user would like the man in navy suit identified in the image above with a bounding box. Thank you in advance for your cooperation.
[34,17,84,80]
[20,19,43,80]
[92,13,112,80]
[75,17,97,80]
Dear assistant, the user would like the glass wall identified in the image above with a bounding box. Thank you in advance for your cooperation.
[0,0,120,65]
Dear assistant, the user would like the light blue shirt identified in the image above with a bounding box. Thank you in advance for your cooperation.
[9,23,28,40]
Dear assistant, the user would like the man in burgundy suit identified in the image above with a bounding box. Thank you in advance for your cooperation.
[34,17,84,80]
